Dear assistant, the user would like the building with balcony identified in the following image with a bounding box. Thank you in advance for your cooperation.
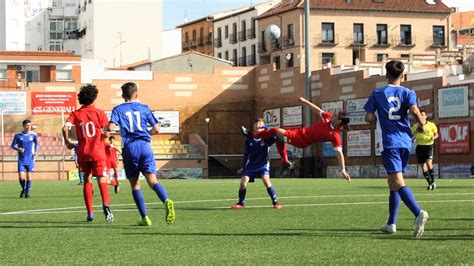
[0,50,81,90]
[213,1,279,67]
[256,0,452,70]
[25,0,80,54]
[77,0,163,68]
[451,11,474,49]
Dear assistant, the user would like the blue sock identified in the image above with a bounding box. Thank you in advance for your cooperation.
[25,180,32,194]
[398,186,421,217]
[132,189,147,218]
[152,183,168,203]
[238,188,246,205]
[19,179,26,190]
[79,172,84,183]
[266,186,278,204]
[387,191,400,225]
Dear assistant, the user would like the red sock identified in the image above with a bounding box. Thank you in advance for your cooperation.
[113,170,119,184]
[276,141,289,164]
[99,182,111,207]
[254,128,279,139]
[83,182,94,214]
[109,180,117,186]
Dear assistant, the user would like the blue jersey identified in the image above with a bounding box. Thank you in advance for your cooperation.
[11,131,39,163]
[364,84,417,150]
[110,102,159,147]
[242,137,276,172]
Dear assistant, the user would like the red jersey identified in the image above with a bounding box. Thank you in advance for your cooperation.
[300,112,342,150]
[66,105,109,162]
[105,143,118,162]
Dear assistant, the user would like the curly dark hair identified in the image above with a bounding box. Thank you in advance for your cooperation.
[78,84,98,105]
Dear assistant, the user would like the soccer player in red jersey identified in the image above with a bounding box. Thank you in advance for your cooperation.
[105,136,121,193]
[62,84,114,223]
[241,97,351,181]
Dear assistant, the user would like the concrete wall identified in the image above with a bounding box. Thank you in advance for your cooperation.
[152,53,233,73]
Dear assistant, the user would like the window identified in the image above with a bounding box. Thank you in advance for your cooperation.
[287,24,294,45]
[233,49,238,65]
[232,23,237,43]
[0,68,6,80]
[225,51,229,60]
[261,30,266,50]
[376,54,388,62]
[37,45,42,51]
[56,70,72,81]
[185,32,189,42]
[49,41,62,51]
[26,70,39,82]
[49,19,64,39]
[241,20,246,41]
[241,47,247,66]
[400,54,410,58]
[322,23,335,44]
[225,25,228,39]
[286,53,294,67]
[376,24,388,45]
[400,25,412,45]
[273,56,281,70]
[192,30,196,41]
[353,23,364,44]
[65,18,78,39]
[217,52,222,59]
[217,27,222,43]
[322,53,334,65]
[433,26,445,46]
[51,0,62,8]
[200,27,204,38]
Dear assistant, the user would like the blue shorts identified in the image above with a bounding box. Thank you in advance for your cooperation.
[18,161,35,173]
[122,140,156,179]
[242,168,270,182]
[381,148,410,174]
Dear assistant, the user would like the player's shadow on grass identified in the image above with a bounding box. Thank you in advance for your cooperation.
[0,220,140,230]
[374,235,474,241]
[438,218,474,221]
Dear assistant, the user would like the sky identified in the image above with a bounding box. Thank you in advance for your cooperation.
[163,0,474,31]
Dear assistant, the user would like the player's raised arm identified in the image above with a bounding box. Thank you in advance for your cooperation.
[62,124,75,150]
[335,149,351,182]
[298,97,324,115]
[410,104,425,131]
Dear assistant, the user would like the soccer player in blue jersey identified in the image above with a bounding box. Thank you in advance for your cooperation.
[364,60,429,237]
[11,120,39,198]
[232,118,281,209]
[73,144,84,185]
[107,82,175,226]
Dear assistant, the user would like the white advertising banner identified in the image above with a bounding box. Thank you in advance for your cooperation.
[282,106,302,127]
[347,130,371,157]
[263,108,281,128]
[438,86,469,118]
[346,98,369,125]
[153,111,180,133]
[0,92,26,115]
[321,100,344,114]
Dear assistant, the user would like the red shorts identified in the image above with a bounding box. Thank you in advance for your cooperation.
[79,160,108,177]
[284,129,310,148]
[107,160,118,169]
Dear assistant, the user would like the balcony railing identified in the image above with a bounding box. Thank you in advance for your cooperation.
[198,37,205,46]
[347,34,368,47]
[426,38,447,49]
[190,40,197,48]
[314,34,339,46]
[214,38,222,47]
[206,34,213,44]
[258,42,268,53]
[369,35,391,47]
[247,28,256,39]
[283,35,295,47]
[238,56,247,66]
[270,39,282,51]
[239,31,247,42]
[393,35,416,47]
[247,54,257,66]
[182,41,190,50]
[229,33,238,44]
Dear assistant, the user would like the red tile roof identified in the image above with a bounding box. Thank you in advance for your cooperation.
[257,0,452,20]
[0,50,79,57]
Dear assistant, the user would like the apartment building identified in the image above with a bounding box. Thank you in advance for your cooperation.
[25,0,80,54]
[178,16,214,56]
[213,1,278,66]
[256,0,452,70]
[0,0,26,50]
[451,11,474,49]
[77,0,163,67]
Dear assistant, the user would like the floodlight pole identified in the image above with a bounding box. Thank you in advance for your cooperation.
[303,0,314,177]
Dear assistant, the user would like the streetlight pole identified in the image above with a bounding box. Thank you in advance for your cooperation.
[303,0,313,177]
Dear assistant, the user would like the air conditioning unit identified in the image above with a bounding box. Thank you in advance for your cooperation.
[288,38,295,45]
[16,65,25,72]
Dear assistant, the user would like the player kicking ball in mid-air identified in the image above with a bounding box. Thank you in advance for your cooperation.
[364,60,428,237]
[11,119,39,198]
[63,85,114,223]
[232,118,281,209]
[106,82,175,226]
[241,97,351,181]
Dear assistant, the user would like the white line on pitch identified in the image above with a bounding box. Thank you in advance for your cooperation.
[1,199,473,216]
[1,192,473,215]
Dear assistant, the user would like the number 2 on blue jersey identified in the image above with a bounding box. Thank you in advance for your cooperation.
[125,111,143,132]
[388,96,401,120]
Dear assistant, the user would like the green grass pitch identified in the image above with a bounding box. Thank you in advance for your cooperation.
[0,178,473,264]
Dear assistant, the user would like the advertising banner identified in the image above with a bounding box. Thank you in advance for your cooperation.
[438,86,469,118]
[153,111,180,133]
[0,91,26,115]
[346,98,369,125]
[321,100,344,114]
[263,108,281,128]
[282,106,302,127]
[347,130,371,157]
[438,122,470,154]
[31,92,76,114]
